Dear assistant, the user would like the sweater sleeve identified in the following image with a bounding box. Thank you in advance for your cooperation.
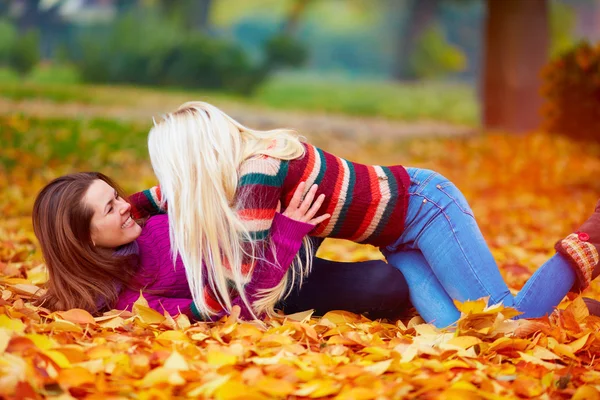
[233,155,290,275]
[128,186,166,219]
[200,213,314,321]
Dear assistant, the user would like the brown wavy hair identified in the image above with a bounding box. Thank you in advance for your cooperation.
[32,172,139,314]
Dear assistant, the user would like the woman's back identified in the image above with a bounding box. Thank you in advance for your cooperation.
[238,142,411,247]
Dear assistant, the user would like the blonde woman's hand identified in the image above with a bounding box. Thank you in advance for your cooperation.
[278,182,331,225]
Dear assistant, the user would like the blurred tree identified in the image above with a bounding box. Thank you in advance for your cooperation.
[16,0,60,33]
[280,0,312,35]
[483,0,549,132]
[13,0,63,59]
[158,0,213,32]
[391,0,439,80]
[409,23,466,79]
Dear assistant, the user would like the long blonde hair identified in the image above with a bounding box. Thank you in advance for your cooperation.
[148,101,312,319]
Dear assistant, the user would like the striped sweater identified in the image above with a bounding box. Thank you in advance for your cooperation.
[238,142,411,247]
[131,143,410,248]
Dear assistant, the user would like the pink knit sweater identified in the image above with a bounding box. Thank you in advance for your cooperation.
[115,213,313,320]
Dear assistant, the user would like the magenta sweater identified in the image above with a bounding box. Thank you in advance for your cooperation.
[115,213,313,320]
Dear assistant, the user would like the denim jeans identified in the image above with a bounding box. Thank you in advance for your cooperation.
[383,167,577,328]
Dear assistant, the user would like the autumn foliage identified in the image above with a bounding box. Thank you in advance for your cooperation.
[542,41,600,142]
[2,107,600,398]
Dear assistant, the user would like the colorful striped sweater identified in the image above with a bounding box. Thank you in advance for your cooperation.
[131,143,410,247]
[238,142,411,246]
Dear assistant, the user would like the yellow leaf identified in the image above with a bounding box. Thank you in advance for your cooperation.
[572,385,600,400]
[163,351,189,371]
[133,291,150,308]
[446,335,482,349]
[569,333,590,353]
[532,346,561,361]
[0,315,24,333]
[207,350,238,368]
[133,298,165,325]
[98,316,126,329]
[0,330,10,354]
[25,334,57,350]
[215,380,267,400]
[57,366,95,389]
[156,330,190,343]
[139,367,185,387]
[186,374,229,397]
[285,309,314,322]
[454,298,487,314]
[56,309,96,325]
[45,318,83,333]
[256,376,295,397]
[568,296,590,322]
[42,350,71,368]
[517,352,558,370]
[362,359,392,376]
[8,283,42,297]
[294,379,342,398]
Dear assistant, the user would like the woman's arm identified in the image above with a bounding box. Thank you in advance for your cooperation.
[207,183,329,320]
[128,186,165,219]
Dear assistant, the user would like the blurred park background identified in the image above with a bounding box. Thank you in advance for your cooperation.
[3,3,600,398]
[3,0,600,129]
[1,0,600,277]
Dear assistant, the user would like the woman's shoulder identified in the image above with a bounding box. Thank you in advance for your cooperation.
[137,214,170,248]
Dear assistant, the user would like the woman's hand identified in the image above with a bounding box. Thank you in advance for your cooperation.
[278,182,331,225]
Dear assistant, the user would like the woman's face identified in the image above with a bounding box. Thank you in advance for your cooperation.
[84,179,142,249]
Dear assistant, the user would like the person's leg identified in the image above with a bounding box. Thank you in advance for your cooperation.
[385,168,514,309]
[513,254,576,318]
[280,257,412,318]
[385,168,577,323]
[385,250,460,327]
[278,238,413,319]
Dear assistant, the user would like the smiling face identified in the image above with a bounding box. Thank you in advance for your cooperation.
[84,179,142,249]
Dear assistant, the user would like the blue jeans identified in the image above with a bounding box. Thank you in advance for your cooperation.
[383,168,577,328]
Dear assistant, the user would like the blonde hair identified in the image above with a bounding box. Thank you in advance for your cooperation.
[148,101,313,319]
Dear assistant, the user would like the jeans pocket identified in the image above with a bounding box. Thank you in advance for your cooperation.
[436,181,475,218]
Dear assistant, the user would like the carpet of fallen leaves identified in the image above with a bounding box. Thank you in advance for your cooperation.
[2,110,600,399]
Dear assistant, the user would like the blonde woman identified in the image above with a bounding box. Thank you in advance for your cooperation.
[148,101,600,327]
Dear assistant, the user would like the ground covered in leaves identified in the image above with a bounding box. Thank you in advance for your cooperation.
[1,93,600,399]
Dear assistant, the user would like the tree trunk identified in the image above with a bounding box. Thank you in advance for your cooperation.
[483,0,549,132]
[391,0,438,80]
[190,0,213,32]
[17,0,42,33]
[281,0,312,36]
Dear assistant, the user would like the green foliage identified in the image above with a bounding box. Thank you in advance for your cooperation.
[409,24,466,80]
[78,12,184,84]
[0,76,478,125]
[256,74,477,125]
[0,115,149,174]
[0,83,98,104]
[541,41,600,142]
[74,10,307,95]
[10,30,41,75]
[549,1,576,59]
[0,19,41,76]
[27,64,81,85]
[264,35,308,69]
[0,67,19,83]
[0,19,17,65]
[164,34,256,93]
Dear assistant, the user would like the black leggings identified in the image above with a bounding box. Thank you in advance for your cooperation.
[276,239,412,319]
